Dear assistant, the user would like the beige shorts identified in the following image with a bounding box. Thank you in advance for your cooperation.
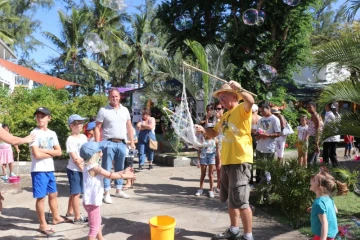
[220,163,251,209]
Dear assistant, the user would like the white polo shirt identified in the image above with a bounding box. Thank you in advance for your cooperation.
[96,104,130,140]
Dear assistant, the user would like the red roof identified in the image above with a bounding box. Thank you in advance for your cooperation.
[0,58,79,89]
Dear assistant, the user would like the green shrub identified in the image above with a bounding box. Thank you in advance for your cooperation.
[254,159,322,227]
[286,129,298,149]
[0,86,108,160]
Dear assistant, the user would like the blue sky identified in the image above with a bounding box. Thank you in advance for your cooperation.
[29,0,351,71]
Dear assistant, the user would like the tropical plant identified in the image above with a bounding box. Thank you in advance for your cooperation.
[344,0,360,21]
[42,7,109,96]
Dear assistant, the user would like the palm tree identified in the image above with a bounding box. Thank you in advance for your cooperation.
[84,0,130,88]
[0,0,19,45]
[345,0,360,21]
[43,7,109,96]
[313,33,360,138]
[111,1,167,88]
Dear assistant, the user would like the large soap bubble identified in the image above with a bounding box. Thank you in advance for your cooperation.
[174,11,193,31]
[242,9,258,26]
[283,0,301,6]
[174,15,186,31]
[140,33,159,47]
[257,64,278,83]
[194,89,205,101]
[100,0,127,11]
[83,33,109,53]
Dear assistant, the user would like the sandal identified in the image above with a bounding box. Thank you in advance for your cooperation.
[38,228,55,236]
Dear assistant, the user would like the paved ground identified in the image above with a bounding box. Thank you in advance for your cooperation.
[0,163,309,240]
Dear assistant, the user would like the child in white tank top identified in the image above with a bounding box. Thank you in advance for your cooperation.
[80,141,136,240]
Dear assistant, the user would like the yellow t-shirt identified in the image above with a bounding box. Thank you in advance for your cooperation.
[214,103,253,165]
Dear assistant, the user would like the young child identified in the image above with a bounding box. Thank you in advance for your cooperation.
[65,114,88,224]
[195,133,218,198]
[86,121,96,142]
[80,141,136,240]
[30,107,65,236]
[343,135,354,159]
[1,124,20,180]
[309,171,349,240]
[297,116,309,167]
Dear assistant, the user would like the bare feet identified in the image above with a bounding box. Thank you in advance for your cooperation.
[52,216,66,225]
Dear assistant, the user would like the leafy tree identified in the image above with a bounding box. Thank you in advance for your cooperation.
[156,0,322,97]
[345,0,360,21]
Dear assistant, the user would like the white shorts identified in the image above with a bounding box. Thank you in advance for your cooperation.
[276,135,287,158]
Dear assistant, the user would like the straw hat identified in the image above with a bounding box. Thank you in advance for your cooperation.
[212,83,242,101]
[270,107,281,114]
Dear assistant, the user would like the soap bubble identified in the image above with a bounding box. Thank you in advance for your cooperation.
[283,0,301,6]
[194,89,205,101]
[244,60,257,71]
[139,95,146,102]
[257,33,266,41]
[242,9,258,26]
[266,92,272,100]
[100,0,127,10]
[257,64,278,83]
[174,16,186,31]
[83,33,109,53]
[175,228,181,235]
[183,11,193,29]
[281,176,288,182]
[288,101,294,109]
[228,122,240,136]
[131,68,139,77]
[192,158,199,166]
[201,31,206,37]
[259,52,266,59]
[264,31,271,36]
[193,6,200,13]
[200,151,206,158]
[256,11,266,26]
[245,49,250,54]
[140,33,159,47]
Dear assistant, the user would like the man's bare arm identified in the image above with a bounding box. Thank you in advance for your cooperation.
[94,122,102,142]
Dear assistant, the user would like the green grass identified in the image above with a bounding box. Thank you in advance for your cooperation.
[298,192,360,239]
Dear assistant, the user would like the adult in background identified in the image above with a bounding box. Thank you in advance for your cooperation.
[95,89,135,204]
[195,80,255,240]
[136,108,156,171]
[255,103,281,183]
[249,104,261,185]
[271,107,288,163]
[152,107,166,153]
[201,104,216,128]
[306,101,322,166]
[214,102,224,192]
[322,102,340,167]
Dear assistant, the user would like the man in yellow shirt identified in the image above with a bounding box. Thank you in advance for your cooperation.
[195,80,254,240]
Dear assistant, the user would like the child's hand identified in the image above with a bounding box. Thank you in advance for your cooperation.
[307,207,312,212]
[122,172,136,180]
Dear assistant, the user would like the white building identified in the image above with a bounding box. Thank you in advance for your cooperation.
[0,39,17,91]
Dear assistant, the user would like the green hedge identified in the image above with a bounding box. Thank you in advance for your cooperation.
[0,86,108,160]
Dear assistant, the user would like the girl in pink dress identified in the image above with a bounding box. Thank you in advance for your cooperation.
[1,124,20,180]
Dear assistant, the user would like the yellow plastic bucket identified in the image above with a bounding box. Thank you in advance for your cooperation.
[149,215,176,240]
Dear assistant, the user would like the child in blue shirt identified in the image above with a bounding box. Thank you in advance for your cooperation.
[309,171,348,240]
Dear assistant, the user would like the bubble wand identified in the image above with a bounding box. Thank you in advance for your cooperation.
[182,61,257,97]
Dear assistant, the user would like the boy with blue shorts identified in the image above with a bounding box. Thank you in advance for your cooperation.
[30,107,65,236]
[65,114,88,224]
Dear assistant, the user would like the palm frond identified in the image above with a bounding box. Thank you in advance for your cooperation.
[317,80,360,110]
[314,34,360,71]
[184,39,209,107]
[344,0,360,21]
[82,58,110,81]
[0,30,14,45]
[321,111,360,140]
[42,32,67,51]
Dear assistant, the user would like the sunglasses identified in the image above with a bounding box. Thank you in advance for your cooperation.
[215,108,223,111]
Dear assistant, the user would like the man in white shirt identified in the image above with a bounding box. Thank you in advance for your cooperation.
[95,89,135,204]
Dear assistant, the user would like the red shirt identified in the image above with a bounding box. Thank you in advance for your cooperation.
[344,135,354,143]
